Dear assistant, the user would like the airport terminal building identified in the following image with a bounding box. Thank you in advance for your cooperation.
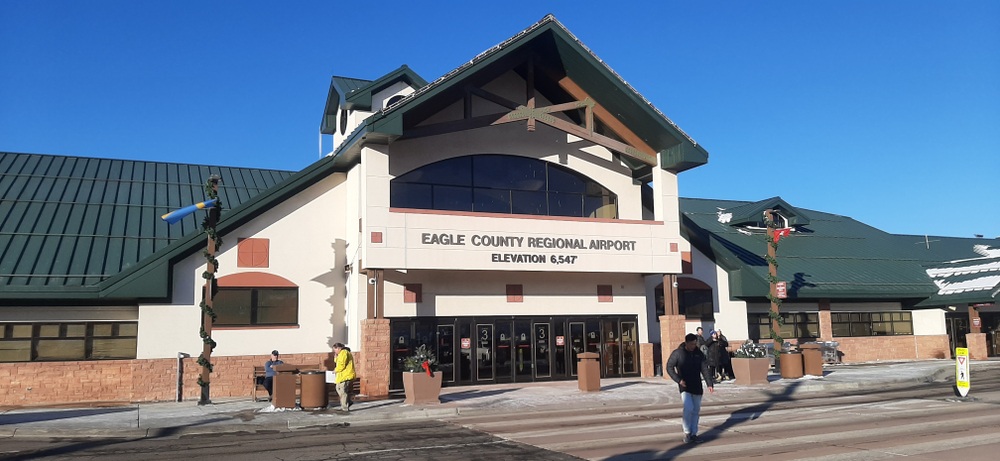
[1,16,996,406]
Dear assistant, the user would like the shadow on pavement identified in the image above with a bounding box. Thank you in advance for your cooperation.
[602,381,804,461]
[0,407,135,426]
[601,381,648,391]
[6,416,232,461]
[440,388,519,402]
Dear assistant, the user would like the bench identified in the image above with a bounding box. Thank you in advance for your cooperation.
[251,366,270,401]
[253,367,363,405]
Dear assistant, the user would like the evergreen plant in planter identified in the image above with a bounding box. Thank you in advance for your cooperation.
[402,344,442,405]
[732,341,770,385]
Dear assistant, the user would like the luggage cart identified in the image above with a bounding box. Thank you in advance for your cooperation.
[820,341,840,364]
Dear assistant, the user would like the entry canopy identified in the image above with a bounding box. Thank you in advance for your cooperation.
[326,14,709,177]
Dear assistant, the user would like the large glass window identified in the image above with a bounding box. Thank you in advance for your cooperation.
[748,313,819,341]
[0,322,138,362]
[214,287,299,326]
[678,289,714,320]
[831,312,912,337]
[390,154,618,219]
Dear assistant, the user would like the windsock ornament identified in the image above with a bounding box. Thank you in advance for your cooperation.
[773,227,792,242]
[161,199,218,225]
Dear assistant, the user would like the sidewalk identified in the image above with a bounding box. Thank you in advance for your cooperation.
[1,359,995,438]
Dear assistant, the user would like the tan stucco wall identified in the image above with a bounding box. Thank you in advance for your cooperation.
[138,173,350,359]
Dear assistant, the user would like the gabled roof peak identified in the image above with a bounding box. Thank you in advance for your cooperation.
[718,196,811,228]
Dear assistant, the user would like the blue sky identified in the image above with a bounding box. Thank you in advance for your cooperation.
[2,1,997,238]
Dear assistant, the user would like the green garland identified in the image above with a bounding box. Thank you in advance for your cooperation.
[763,213,784,346]
[196,178,223,389]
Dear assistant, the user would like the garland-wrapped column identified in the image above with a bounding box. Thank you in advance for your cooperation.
[198,175,223,405]
[764,210,784,354]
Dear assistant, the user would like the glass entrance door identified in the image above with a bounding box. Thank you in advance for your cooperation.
[534,322,552,379]
[601,319,621,378]
[621,321,638,374]
[475,324,494,381]
[569,322,584,376]
[495,321,513,383]
[946,315,969,352]
[437,325,455,384]
[514,320,533,381]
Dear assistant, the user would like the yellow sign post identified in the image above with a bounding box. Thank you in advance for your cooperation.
[956,347,970,397]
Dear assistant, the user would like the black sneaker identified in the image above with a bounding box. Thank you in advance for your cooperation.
[683,434,692,443]
[690,434,704,443]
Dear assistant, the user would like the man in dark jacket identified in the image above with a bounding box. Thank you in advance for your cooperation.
[666,333,715,443]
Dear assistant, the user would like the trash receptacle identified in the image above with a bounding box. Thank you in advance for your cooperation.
[799,343,823,376]
[577,352,601,392]
[273,364,300,409]
[300,370,327,409]
[778,351,803,379]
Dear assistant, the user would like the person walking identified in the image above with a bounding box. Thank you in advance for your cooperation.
[667,333,715,443]
[332,343,356,413]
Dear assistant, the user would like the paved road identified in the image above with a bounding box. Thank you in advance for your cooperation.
[4,366,998,460]
[451,368,1000,460]
[0,420,581,460]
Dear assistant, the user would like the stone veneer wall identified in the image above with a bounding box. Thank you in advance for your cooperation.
[965,333,988,360]
[658,315,686,378]
[640,343,655,378]
[1,352,332,407]
[360,319,391,398]
[833,335,950,363]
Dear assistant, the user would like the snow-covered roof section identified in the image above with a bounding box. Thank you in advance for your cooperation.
[926,244,1000,296]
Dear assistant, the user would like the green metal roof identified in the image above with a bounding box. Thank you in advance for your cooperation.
[0,152,294,300]
[332,14,709,175]
[680,197,999,304]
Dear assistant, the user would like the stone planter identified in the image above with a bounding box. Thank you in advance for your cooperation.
[402,371,442,405]
[732,357,770,385]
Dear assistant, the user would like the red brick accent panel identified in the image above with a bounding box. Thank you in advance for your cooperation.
[360,319,391,399]
[0,352,330,407]
[639,343,655,378]
[966,333,988,360]
[404,284,422,303]
[597,285,613,302]
[833,335,951,363]
[506,284,523,302]
[659,314,686,378]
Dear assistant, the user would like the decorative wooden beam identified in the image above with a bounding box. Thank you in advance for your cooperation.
[497,103,653,165]
[467,86,520,110]
[557,76,657,157]
[399,112,512,140]
[527,59,536,132]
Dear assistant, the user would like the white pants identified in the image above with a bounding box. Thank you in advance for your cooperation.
[681,391,703,436]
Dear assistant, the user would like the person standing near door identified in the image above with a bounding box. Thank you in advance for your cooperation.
[667,333,715,443]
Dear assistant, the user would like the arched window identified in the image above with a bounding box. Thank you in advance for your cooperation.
[389,154,617,218]
[385,94,406,108]
[213,272,298,327]
[654,277,714,320]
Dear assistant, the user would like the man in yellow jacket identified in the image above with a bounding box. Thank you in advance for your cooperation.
[332,343,356,413]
